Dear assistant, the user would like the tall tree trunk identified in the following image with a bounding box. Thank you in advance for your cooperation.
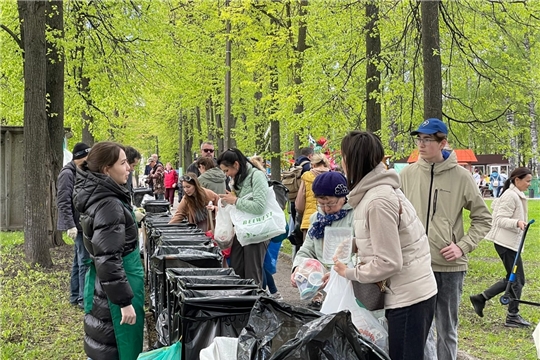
[195,106,202,138]
[254,82,266,154]
[507,109,518,171]
[530,100,538,176]
[421,1,442,120]
[215,113,224,153]
[45,0,65,247]
[206,97,214,142]
[19,0,53,267]
[223,0,232,149]
[80,77,95,146]
[178,108,184,170]
[365,1,381,133]
[290,0,308,154]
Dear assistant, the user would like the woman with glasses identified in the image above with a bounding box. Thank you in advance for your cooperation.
[333,131,437,360]
[290,171,353,310]
[73,142,145,360]
[217,148,272,285]
[295,153,331,241]
[169,173,220,232]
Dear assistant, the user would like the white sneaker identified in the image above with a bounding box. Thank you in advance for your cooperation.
[270,291,283,301]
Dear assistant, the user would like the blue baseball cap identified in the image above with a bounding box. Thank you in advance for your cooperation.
[410,118,448,136]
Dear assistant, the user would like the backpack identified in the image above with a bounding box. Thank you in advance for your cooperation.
[268,180,289,210]
[248,172,289,211]
[281,161,310,201]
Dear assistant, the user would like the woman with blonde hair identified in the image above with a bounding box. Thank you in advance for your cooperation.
[169,172,220,231]
[295,153,330,239]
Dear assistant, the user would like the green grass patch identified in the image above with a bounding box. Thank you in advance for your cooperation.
[0,232,84,360]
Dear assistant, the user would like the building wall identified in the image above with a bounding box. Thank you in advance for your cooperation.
[1,127,25,230]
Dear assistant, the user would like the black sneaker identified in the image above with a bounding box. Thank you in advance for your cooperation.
[469,294,486,318]
[505,313,531,328]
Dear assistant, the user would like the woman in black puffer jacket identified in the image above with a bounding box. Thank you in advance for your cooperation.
[73,142,144,360]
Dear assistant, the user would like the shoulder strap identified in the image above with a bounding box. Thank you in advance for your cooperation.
[299,160,310,167]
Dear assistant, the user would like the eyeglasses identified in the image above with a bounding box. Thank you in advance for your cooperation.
[181,175,193,182]
[317,201,339,209]
[202,149,214,153]
[415,137,439,145]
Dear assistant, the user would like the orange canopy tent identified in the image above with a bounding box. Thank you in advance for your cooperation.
[407,149,478,166]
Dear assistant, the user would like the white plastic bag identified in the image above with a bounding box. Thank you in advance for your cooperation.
[533,322,540,359]
[200,337,238,360]
[321,269,389,355]
[230,186,286,246]
[213,199,235,249]
[320,268,352,314]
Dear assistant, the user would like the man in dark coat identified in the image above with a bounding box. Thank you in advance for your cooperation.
[57,142,91,309]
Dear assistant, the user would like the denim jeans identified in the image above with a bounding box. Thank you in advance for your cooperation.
[492,186,501,198]
[432,271,465,360]
[483,244,524,314]
[69,232,90,304]
[386,295,436,360]
[262,268,278,294]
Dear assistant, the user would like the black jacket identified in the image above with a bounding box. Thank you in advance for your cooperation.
[294,156,311,175]
[73,164,139,359]
[56,161,80,231]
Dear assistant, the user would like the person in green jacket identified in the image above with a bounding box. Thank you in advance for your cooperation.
[400,118,492,360]
[217,148,270,285]
[291,171,354,310]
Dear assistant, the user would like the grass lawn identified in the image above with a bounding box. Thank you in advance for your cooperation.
[1,200,539,359]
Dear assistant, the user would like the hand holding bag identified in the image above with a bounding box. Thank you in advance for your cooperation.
[351,195,402,311]
[230,186,286,246]
[213,199,235,250]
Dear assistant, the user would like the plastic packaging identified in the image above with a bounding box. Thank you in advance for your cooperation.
[294,258,327,300]
[322,227,353,264]
[214,199,235,249]
[136,341,181,360]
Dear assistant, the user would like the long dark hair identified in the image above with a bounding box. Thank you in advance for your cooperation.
[181,172,208,214]
[500,167,532,196]
[341,131,385,190]
[217,148,254,191]
[84,142,125,174]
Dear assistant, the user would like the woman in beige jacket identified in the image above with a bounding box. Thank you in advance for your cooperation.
[470,167,532,328]
[169,173,220,232]
[333,131,437,360]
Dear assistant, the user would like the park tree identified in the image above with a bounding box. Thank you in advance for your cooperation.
[17,0,65,267]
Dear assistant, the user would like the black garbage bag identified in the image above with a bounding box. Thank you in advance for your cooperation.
[270,311,390,360]
[237,297,321,360]
[180,294,263,360]
[133,187,153,207]
[143,199,171,213]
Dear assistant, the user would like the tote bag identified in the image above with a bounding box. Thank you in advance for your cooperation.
[230,186,286,246]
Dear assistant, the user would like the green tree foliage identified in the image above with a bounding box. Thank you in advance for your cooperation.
[2,0,540,168]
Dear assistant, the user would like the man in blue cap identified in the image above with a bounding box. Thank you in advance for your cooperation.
[400,118,492,360]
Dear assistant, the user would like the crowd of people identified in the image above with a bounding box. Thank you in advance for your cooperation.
[56,118,536,360]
